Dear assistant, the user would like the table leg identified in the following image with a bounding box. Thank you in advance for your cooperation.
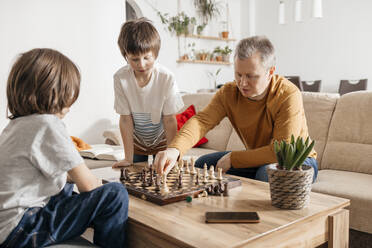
[328,209,349,248]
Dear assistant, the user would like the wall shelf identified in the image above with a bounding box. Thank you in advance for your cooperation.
[176,59,231,66]
[183,34,236,42]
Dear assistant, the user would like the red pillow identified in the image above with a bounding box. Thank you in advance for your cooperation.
[176,105,208,147]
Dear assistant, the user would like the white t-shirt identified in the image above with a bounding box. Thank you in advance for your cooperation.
[114,64,184,153]
[0,114,84,243]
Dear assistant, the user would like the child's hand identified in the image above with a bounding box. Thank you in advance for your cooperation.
[112,159,132,168]
[153,148,180,175]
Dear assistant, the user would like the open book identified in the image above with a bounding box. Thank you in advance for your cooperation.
[79,144,124,161]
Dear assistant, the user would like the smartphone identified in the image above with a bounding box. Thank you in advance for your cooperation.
[205,211,260,223]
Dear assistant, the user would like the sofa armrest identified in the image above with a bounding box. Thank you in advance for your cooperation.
[102,128,122,146]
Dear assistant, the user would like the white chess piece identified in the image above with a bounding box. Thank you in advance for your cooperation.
[203,163,208,175]
[190,157,197,175]
[217,167,223,181]
[185,160,190,174]
[209,165,216,179]
[179,159,184,172]
[160,174,169,195]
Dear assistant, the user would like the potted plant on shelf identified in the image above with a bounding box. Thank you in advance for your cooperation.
[267,135,315,210]
[221,46,232,62]
[196,23,206,35]
[213,46,223,62]
[158,12,196,36]
[220,21,229,39]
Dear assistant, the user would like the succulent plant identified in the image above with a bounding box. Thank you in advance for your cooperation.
[273,135,315,171]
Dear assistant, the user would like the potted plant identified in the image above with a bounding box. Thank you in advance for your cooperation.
[220,21,229,39]
[213,46,223,62]
[207,68,222,90]
[194,0,221,25]
[158,12,196,36]
[196,23,206,35]
[267,135,315,209]
[221,46,232,62]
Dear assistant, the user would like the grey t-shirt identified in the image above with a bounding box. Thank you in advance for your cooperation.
[0,114,83,243]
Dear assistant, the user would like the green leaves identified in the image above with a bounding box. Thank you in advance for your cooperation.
[274,135,315,171]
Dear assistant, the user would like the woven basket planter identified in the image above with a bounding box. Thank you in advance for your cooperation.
[267,163,314,210]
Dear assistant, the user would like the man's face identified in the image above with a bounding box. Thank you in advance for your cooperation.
[234,52,274,100]
[127,51,155,77]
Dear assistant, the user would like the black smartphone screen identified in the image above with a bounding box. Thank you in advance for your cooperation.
[205,211,260,223]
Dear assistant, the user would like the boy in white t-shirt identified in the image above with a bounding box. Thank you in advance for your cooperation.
[113,18,184,167]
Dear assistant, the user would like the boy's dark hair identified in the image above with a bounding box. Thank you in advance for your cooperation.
[6,48,80,119]
[118,17,161,60]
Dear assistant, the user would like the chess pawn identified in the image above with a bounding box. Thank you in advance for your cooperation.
[203,163,208,175]
[160,174,169,195]
[179,159,184,173]
[185,160,190,174]
[190,157,196,175]
[203,168,208,184]
[217,167,223,181]
[209,165,216,180]
[195,170,200,185]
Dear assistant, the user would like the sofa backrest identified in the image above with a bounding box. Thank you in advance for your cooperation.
[181,93,233,151]
[321,91,372,174]
[302,92,339,168]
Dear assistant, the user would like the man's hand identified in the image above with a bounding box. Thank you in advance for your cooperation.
[112,158,132,168]
[216,152,232,172]
[153,148,180,175]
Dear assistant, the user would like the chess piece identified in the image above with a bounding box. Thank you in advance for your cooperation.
[190,157,196,175]
[209,165,216,180]
[179,159,184,173]
[120,168,125,182]
[203,165,208,183]
[173,162,179,173]
[155,175,160,192]
[219,182,225,194]
[203,163,208,175]
[217,167,223,181]
[160,174,169,195]
[185,160,190,174]
[178,172,183,189]
[196,170,200,185]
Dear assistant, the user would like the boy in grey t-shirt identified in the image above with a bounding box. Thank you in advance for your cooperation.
[0,49,128,247]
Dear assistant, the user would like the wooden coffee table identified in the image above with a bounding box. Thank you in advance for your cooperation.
[92,165,350,248]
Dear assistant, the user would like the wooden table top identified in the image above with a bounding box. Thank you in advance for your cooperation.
[91,165,350,248]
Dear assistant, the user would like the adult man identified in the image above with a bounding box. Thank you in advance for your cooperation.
[154,36,318,182]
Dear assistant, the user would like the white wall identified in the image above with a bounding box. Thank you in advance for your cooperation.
[137,0,241,93]
[0,0,242,143]
[0,0,125,142]
[250,0,372,93]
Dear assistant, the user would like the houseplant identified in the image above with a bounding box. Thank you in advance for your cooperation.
[221,46,232,62]
[193,0,220,25]
[213,46,223,61]
[207,68,222,90]
[158,12,196,36]
[267,135,315,209]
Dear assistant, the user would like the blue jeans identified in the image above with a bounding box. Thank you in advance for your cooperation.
[0,182,129,248]
[195,151,318,183]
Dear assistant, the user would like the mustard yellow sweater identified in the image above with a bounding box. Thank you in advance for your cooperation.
[169,75,317,168]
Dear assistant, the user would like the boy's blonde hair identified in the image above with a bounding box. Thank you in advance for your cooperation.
[6,48,80,119]
[118,17,161,60]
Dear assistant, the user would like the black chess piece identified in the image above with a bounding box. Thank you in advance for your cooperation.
[124,169,130,182]
[178,173,183,189]
[219,182,225,194]
[120,168,125,182]
[196,173,199,185]
[213,184,220,194]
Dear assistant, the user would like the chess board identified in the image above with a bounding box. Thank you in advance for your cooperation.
[104,168,241,206]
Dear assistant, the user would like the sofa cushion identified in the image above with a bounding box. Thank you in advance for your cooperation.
[176,104,208,147]
[184,147,219,158]
[312,170,372,233]
[301,92,339,168]
[226,128,246,151]
[321,91,372,174]
[181,93,233,151]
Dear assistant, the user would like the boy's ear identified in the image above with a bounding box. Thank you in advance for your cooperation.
[269,66,276,76]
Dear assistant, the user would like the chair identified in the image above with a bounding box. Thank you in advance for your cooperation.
[285,76,303,91]
[338,79,368,95]
[301,80,322,92]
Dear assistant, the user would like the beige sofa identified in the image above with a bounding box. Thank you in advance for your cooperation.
[96,91,372,235]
